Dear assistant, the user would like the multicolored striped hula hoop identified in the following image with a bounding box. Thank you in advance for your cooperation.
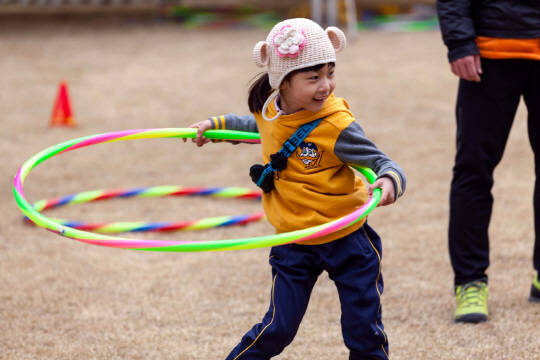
[13,128,381,252]
[27,186,265,233]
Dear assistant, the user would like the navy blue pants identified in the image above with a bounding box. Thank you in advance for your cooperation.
[449,58,540,286]
[225,224,388,360]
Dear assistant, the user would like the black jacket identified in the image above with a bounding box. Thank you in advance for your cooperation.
[437,0,540,62]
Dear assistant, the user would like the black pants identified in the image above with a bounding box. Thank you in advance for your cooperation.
[449,58,540,286]
[225,225,388,360]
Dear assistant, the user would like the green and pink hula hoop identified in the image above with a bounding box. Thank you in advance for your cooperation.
[13,128,381,252]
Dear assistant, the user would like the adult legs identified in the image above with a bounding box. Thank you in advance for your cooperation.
[449,59,527,286]
[326,225,388,360]
[225,244,322,360]
[523,60,540,274]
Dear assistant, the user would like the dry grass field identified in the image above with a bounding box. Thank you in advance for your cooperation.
[1,17,539,360]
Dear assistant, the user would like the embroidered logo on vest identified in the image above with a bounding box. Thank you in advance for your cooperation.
[296,142,324,170]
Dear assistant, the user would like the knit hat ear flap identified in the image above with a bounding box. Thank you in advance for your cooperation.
[253,41,269,68]
[325,27,346,53]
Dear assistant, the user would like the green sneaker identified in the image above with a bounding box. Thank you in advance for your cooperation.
[454,280,488,323]
[529,274,540,303]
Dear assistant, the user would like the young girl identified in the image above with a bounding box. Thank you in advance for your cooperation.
[186,18,405,360]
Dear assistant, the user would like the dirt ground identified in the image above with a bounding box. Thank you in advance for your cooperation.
[1,18,539,360]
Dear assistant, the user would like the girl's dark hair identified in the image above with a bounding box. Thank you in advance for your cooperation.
[248,72,272,114]
[247,62,335,114]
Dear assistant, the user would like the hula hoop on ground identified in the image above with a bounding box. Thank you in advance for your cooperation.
[27,186,265,233]
[13,128,381,252]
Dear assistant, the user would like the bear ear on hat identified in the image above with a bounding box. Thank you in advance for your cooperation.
[325,26,346,53]
[253,41,269,68]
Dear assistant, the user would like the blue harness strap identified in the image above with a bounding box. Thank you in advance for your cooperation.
[256,117,323,187]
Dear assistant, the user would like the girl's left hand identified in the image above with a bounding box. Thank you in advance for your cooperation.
[367,177,395,207]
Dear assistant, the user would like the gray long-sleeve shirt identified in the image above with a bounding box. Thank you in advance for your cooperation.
[210,113,406,201]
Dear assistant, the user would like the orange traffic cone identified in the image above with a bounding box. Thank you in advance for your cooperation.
[50,81,76,127]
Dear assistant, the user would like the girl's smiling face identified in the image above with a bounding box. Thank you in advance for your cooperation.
[278,63,336,115]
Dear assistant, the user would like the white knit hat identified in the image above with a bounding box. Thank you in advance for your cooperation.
[253,18,346,121]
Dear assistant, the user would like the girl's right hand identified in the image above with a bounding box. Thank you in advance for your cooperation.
[182,120,213,147]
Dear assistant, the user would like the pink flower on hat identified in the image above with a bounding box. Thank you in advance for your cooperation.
[273,25,306,58]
